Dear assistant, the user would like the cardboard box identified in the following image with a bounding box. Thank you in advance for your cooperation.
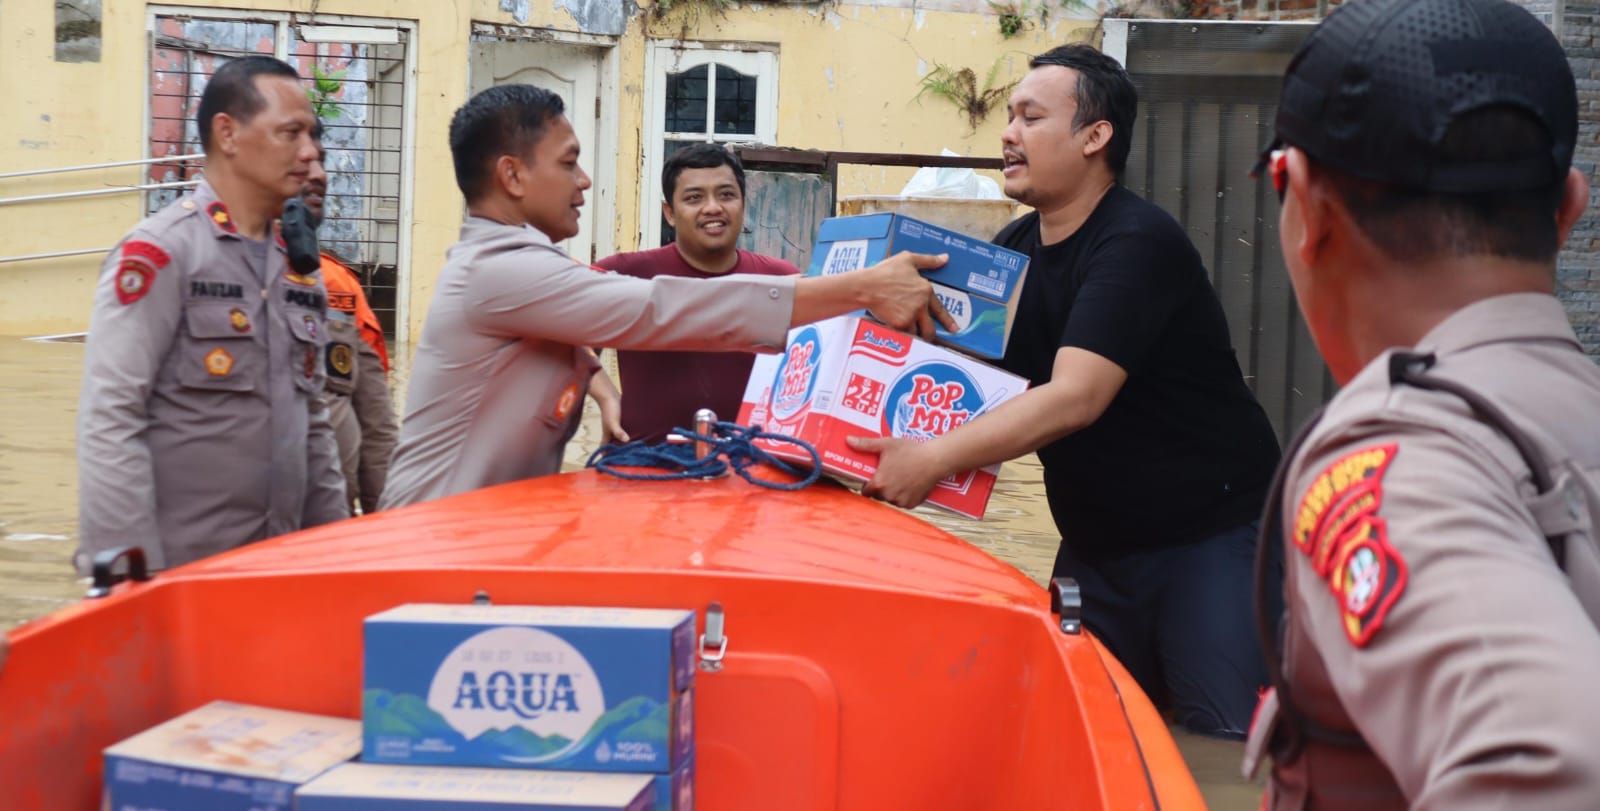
[101,700,361,811]
[806,213,1029,359]
[738,316,1028,518]
[295,763,655,811]
[651,748,694,811]
[362,604,695,773]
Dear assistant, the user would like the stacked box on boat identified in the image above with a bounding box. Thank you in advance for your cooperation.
[293,756,694,811]
[358,603,696,808]
[101,700,361,811]
[738,315,1028,518]
[806,213,1030,360]
[295,763,656,811]
[651,749,694,811]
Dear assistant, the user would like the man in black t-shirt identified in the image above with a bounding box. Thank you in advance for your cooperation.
[851,44,1281,739]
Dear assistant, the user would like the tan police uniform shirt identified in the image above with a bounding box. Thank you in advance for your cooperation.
[380,217,794,509]
[1266,293,1600,809]
[321,264,398,514]
[325,313,397,514]
[77,181,349,572]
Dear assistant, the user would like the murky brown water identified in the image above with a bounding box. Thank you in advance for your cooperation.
[0,335,1260,808]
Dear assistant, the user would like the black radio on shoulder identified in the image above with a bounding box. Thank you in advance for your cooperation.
[280,198,321,274]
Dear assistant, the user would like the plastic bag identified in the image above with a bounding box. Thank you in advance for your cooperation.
[899,148,1003,200]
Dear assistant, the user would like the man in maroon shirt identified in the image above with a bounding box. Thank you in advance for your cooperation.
[595,144,799,442]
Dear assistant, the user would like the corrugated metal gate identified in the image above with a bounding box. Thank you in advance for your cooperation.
[1117,20,1326,442]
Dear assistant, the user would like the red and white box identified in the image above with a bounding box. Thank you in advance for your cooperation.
[738,316,1028,518]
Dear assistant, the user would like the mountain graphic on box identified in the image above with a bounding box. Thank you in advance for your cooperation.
[363,689,668,766]
[944,306,1006,339]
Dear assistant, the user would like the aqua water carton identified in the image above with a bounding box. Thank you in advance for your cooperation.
[806,213,1029,359]
[362,604,695,773]
[737,315,1028,518]
[651,748,694,811]
[295,763,655,811]
[101,700,361,811]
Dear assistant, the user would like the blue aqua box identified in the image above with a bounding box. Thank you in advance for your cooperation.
[362,604,695,773]
[101,700,361,811]
[805,213,1030,359]
[295,763,655,811]
[651,747,695,811]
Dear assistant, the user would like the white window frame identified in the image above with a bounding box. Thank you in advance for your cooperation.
[641,41,778,249]
[145,6,418,347]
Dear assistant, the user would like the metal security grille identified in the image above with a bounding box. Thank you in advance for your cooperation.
[1121,20,1324,442]
[146,12,409,339]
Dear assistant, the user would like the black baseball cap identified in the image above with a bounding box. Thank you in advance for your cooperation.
[1259,0,1576,194]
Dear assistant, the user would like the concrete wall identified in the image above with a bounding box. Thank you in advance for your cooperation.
[1156,0,1600,360]
[1558,2,1600,356]
[0,0,1096,340]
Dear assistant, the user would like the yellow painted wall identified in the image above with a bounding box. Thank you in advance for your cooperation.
[0,0,1097,339]
[0,1,151,337]
[640,2,1094,196]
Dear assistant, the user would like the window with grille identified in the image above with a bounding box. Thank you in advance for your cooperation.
[643,44,777,248]
[146,10,413,341]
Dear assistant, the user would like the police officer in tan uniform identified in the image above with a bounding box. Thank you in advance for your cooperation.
[1244,0,1600,807]
[76,56,347,572]
[300,138,397,514]
[381,85,954,508]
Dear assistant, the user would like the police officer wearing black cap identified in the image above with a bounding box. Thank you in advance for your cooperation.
[1244,0,1600,807]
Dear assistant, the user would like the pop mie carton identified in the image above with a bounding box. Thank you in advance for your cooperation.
[101,700,361,811]
[295,763,656,811]
[738,315,1028,518]
[362,604,695,773]
[806,212,1029,359]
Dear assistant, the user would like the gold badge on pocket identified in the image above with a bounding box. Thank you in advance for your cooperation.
[329,344,354,377]
[204,347,234,377]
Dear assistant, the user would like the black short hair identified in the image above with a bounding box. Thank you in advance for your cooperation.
[1317,106,1564,264]
[448,84,566,202]
[197,56,302,152]
[662,143,746,203]
[1029,44,1138,176]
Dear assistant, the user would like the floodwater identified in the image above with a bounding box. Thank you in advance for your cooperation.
[0,335,1261,808]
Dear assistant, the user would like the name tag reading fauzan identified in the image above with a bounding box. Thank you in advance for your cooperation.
[190,280,245,299]
[363,604,696,774]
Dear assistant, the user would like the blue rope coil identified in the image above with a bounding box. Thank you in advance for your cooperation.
[586,421,822,491]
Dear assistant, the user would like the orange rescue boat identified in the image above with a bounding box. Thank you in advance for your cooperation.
[0,471,1203,809]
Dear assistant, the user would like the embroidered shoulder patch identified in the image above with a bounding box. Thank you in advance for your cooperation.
[1330,515,1407,647]
[114,240,171,306]
[1292,444,1407,648]
[551,382,580,421]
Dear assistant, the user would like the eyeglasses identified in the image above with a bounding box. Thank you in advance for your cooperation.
[1268,148,1288,202]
